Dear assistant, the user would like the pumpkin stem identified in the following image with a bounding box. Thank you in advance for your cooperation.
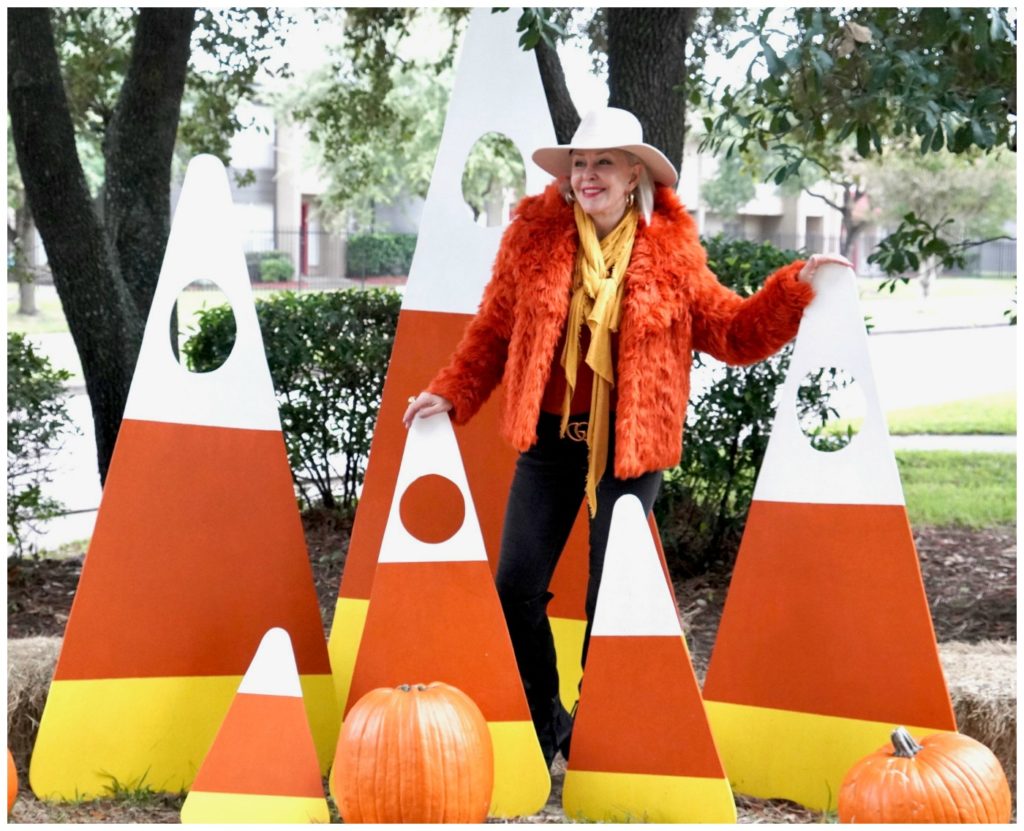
[890,726,924,758]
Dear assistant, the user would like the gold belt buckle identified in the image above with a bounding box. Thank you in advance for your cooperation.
[565,420,588,442]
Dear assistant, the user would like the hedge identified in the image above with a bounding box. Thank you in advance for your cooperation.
[346,232,417,278]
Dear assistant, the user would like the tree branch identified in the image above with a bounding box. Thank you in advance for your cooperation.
[533,38,579,144]
[950,235,1017,251]
[802,186,845,215]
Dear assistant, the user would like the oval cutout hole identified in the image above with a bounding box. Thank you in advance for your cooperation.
[173,280,236,373]
[461,132,526,227]
[795,367,864,452]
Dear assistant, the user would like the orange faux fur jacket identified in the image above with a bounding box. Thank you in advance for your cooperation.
[428,182,813,479]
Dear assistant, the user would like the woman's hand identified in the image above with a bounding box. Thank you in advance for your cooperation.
[798,253,854,284]
[402,391,453,428]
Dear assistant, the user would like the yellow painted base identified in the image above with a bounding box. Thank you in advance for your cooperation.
[487,719,551,817]
[30,674,338,801]
[705,699,954,812]
[550,615,585,714]
[563,768,737,823]
[181,790,329,823]
[327,596,369,712]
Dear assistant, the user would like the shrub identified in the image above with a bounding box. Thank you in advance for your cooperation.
[259,256,294,284]
[654,236,846,576]
[182,288,402,509]
[245,250,292,283]
[346,233,417,277]
[7,333,77,558]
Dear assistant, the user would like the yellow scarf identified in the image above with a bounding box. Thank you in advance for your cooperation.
[561,202,638,516]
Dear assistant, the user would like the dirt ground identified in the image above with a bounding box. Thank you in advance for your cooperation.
[6,514,1016,823]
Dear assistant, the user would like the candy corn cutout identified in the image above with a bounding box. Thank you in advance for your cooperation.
[703,263,956,811]
[337,413,549,817]
[563,496,736,823]
[181,628,328,823]
[30,156,337,801]
[327,7,599,723]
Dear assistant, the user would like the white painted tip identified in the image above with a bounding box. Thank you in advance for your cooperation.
[121,152,280,431]
[378,412,487,564]
[752,263,906,506]
[401,6,556,316]
[591,496,682,637]
[237,627,303,697]
[184,153,226,177]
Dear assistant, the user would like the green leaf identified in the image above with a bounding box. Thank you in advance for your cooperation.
[856,124,871,157]
[971,119,994,148]
[760,37,783,75]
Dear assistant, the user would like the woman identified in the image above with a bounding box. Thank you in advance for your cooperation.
[403,107,848,766]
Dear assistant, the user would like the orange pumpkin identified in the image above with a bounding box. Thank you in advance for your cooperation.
[332,682,494,823]
[838,726,1011,823]
[7,749,17,814]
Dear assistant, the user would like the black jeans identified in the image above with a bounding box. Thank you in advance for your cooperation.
[494,412,662,764]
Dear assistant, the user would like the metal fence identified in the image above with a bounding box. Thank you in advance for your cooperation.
[15,225,1017,288]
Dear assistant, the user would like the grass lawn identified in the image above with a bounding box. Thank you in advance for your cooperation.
[858,275,1015,299]
[896,450,1016,527]
[9,284,251,339]
[857,275,1015,330]
[828,392,1017,437]
[7,287,69,335]
[886,392,1016,435]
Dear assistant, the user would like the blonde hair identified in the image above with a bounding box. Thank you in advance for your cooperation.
[624,151,655,225]
[558,149,655,225]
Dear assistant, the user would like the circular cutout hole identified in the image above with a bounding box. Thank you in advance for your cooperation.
[399,474,466,544]
[795,367,864,452]
[173,280,236,372]
[461,132,526,227]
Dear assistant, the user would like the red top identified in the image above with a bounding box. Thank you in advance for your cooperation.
[540,324,618,415]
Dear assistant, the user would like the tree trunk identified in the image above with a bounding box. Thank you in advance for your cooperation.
[605,8,692,171]
[18,281,37,316]
[104,8,195,320]
[13,205,36,315]
[534,39,580,144]
[8,8,195,484]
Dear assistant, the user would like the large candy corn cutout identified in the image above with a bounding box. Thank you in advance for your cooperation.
[328,7,597,722]
[703,263,956,811]
[563,496,736,823]
[339,413,549,817]
[30,156,337,801]
[181,628,329,824]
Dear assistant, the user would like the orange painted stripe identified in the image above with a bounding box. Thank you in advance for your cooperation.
[55,419,330,679]
[347,561,528,722]
[191,693,324,797]
[571,636,724,778]
[337,309,587,615]
[704,500,955,728]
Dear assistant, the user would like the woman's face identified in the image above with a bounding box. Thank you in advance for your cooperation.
[569,149,642,235]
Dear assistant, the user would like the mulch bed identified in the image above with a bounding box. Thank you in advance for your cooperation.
[9,518,1016,651]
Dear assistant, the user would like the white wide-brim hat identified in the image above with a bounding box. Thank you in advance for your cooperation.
[532,107,678,187]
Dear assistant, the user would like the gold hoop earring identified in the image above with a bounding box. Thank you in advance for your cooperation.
[627,190,636,207]
[564,190,576,204]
